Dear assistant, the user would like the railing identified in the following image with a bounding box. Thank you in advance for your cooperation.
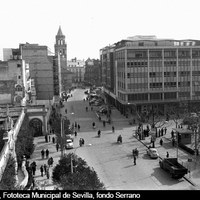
[0,108,25,182]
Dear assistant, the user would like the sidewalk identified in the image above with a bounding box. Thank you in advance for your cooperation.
[132,120,200,188]
[27,134,61,190]
[95,106,200,189]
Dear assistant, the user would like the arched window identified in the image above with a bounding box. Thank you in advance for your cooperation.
[15,84,22,91]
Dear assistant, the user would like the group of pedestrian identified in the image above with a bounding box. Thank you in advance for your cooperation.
[40,164,50,178]
[158,127,167,137]
[74,121,81,131]
[41,149,49,159]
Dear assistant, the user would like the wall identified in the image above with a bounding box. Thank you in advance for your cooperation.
[21,44,54,100]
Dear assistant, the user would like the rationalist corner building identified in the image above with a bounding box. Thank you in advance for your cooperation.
[100,35,200,115]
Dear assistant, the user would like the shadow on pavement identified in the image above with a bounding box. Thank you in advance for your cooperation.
[151,167,185,186]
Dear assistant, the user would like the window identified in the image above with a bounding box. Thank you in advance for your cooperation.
[164,92,177,99]
[149,72,156,77]
[150,93,162,100]
[139,42,144,46]
[150,82,162,88]
[164,82,176,87]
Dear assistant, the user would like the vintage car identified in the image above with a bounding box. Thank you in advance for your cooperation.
[65,139,73,149]
[146,148,159,159]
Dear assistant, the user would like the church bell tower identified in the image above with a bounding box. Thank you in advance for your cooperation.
[54,26,67,64]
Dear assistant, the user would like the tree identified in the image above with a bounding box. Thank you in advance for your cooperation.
[52,153,105,190]
[15,115,35,167]
[0,155,19,190]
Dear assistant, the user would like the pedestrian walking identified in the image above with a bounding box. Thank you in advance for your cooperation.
[79,138,82,147]
[166,151,169,158]
[86,106,88,112]
[172,138,175,147]
[160,138,163,146]
[74,131,77,137]
[98,115,101,121]
[45,135,48,143]
[41,149,45,159]
[171,130,174,138]
[161,128,164,136]
[40,165,44,177]
[56,143,59,152]
[46,167,50,179]
[164,127,167,135]
[92,122,96,129]
[50,157,54,167]
[52,137,55,144]
[46,149,49,159]
[75,122,77,128]
[31,161,37,176]
[103,120,106,127]
[112,126,115,133]
[78,124,80,131]
[91,106,93,111]
[158,129,161,137]
[81,138,85,145]
[44,164,47,175]
[133,155,137,165]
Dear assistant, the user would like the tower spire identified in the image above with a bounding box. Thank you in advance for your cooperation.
[57,26,63,36]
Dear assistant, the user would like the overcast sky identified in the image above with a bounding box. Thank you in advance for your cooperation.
[1,0,200,60]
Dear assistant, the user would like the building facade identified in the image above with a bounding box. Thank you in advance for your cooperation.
[0,50,32,105]
[20,43,54,101]
[100,36,200,115]
[67,57,85,87]
[84,58,101,87]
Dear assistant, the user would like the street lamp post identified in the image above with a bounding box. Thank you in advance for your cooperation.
[60,116,64,158]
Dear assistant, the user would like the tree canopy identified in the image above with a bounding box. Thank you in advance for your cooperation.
[52,153,105,190]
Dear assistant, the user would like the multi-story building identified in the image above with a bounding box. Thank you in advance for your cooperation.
[84,58,101,87]
[19,43,54,101]
[0,49,32,105]
[100,36,200,115]
[67,57,85,87]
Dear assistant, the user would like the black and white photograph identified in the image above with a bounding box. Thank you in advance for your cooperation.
[0,0,200,193]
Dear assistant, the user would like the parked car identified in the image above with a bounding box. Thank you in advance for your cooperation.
[146,148,159,159]
[65,139,73,149]
[66,134,74,141]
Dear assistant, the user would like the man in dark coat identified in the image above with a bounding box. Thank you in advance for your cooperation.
[133,155,136,165]
[46,149,49,159]
[56,143,59,152]
[41,149,45,159]
[40,165,44,177]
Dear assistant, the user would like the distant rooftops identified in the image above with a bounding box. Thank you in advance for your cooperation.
[127,35,158,40]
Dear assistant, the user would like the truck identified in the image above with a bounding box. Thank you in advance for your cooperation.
[159,158,188,179]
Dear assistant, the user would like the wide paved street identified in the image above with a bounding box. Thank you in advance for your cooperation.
[62,88,198,190]
[29,88,200,190]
